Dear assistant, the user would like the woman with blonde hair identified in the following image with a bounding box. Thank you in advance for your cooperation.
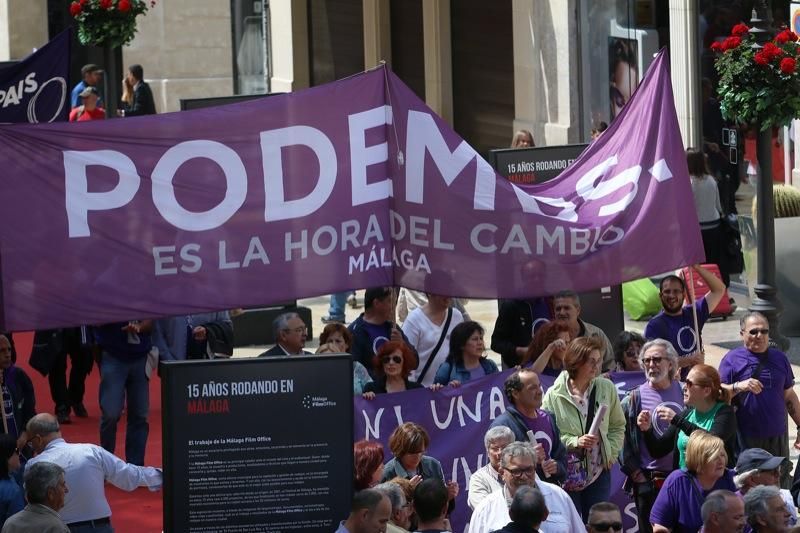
[542,337,626,520]
[637,363,737,469]
[650,431,736,532]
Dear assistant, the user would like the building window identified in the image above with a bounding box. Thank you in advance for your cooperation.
[231,0,269,95]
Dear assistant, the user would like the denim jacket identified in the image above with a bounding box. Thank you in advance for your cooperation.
[433,357,498,385]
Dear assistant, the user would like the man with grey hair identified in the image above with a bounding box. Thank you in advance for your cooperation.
[373,482,410,532]
[258,312,311,356]
[469,425,515,510]
[620,338,684,533]
[744,485,792,532]
[467,442,582,533]
[720,310,800,488]
[491,485,549,533]
[24,413,162,531]
[553,290,614,371]
[701,489,745,533]
[2,461,69,532]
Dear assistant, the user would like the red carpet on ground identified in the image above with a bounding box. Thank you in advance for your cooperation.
[14,332,164,533]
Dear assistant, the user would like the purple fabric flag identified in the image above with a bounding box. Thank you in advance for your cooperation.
[354,370,648,532]
[0,29,70,124]
[0,49,702,331]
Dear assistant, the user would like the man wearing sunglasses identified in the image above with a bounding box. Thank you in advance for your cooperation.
[733,448,797,527]
[586,501,623,533]
[467,442,583,533]
[719,311,800,488]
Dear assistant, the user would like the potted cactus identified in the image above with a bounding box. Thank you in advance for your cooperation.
[749,184,800,334]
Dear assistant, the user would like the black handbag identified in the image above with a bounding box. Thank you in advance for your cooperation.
[722,215,745,274]
[29,329,63,377]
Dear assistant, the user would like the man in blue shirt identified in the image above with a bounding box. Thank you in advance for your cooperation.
[70,64,103,109]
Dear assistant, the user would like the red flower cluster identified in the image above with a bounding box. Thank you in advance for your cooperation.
[69,1,81,16]
[731,23,750,36]
[718,36,742,51]
[99,0,112,9]
[118,0,131,12]
[754,51,769,65]
[781,57,797,74]
[775,29,799,44]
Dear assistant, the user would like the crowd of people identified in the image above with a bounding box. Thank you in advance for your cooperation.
[328,275,800,533]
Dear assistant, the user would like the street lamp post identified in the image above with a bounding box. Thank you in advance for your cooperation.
[748,1,790,350]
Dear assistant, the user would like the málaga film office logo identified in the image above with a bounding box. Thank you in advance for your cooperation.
[302,395,337,409]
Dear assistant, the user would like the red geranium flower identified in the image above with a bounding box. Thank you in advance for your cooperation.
[754,51,770,65]
[69,1,81,16]
[731,23,750,36]
[763,42,782,60]
[780,57,797,74]
[79,0,87,5]
[722,36,742,51]
[711,41,723,52]
[99,0,112,9]
[776,30,791,43]
[118,0,131,12]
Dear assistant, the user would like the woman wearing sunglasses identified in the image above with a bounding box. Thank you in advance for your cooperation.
[650,431,736,532]
[637,364,737,469]
[611,331,645,372]
[362,341,422,398]
[0,434,23,527]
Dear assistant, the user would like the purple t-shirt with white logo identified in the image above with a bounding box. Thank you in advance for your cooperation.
[644,298,709,379]
[639,380,684,471]
[521,409,557,459]
[362,321,391,357]
[650,468,736,532]
[719,346,794,438]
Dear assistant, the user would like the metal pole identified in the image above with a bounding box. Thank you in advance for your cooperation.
[749,1,790,350]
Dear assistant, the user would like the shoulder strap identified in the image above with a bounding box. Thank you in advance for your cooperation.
[416,308,453,383]
[585,384,599,434]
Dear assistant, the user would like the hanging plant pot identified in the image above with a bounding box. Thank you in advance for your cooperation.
[70,0,155,49]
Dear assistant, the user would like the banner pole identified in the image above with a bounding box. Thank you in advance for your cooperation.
[685,266,704,357]
[0,371,8,435]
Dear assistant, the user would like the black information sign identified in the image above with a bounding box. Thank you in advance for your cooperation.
[162,355,353,532]
[488,144,588,184]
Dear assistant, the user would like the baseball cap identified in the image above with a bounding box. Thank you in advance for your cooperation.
[81,64,103,75]
[79,86,99,98]
[735,448,785,474]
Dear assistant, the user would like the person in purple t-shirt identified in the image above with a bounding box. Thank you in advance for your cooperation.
[489,368,568,484]
[644,265,726,380]
[620,339,684,533]
[719,311,800,489]
[650,431,736,533]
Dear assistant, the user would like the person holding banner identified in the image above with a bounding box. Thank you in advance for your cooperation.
[362,342,422,397]
[638,364,737,470]
[348,287,418,377]
[541,337,625,521]
[650,431,736,533]
[620,339,684,533]
[644,266,726,380]
[432,322,498,387]
[490,369,567,485]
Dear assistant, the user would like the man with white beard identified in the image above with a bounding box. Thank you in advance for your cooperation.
[620,339,684,533]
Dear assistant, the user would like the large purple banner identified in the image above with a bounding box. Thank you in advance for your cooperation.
[353,370,647,533]
[0,29,70,124]
[0,50,702,331]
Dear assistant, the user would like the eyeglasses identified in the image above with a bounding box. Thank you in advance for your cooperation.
[625,348,639,357]
[744,328,769,336]
[589,522,623,532]
[684,379,707,389]
[382,355,403,365]
[504,466,535,478]
[757,468,780,477]
[642,356,664,365]
[283,326,307,334]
